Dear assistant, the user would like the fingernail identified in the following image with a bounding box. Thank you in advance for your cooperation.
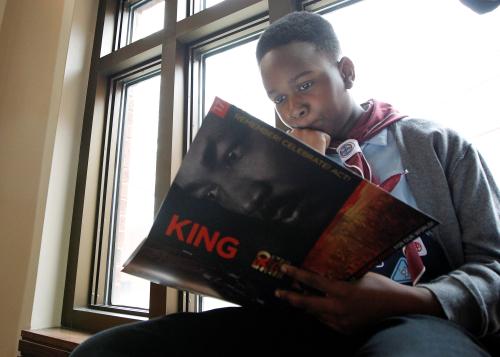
[280,264,288,273]
[275,290,281,298]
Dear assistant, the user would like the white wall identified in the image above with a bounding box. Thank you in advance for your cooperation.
[0,0,96,355]
[30,0,97,330]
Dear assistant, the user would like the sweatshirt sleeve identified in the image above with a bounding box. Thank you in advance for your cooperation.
[418,141,500,336]
[395,119,500,336]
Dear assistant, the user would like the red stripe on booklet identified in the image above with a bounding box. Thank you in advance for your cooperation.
[209,97,230,118]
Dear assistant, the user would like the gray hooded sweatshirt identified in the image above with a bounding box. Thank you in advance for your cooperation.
[391,118,500,337]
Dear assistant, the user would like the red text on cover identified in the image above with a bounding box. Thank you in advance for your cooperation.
[165,214,239,259]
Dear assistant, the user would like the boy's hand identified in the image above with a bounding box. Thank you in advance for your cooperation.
[275,265,444,334]
[287,128,331,155]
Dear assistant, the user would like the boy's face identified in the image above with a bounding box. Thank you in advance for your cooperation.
[259,41,353,139]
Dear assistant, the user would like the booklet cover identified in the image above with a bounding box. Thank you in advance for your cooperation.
[123,97,437,307]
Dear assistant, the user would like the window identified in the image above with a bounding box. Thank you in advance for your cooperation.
[88,69,160,314]
[63,0,170,330]
[108,72,161,310]
[305,0,500,181]
[129,0,165,43]
[116,0,165,49]
[64,0,291,332]
[89,62,161,317]
[192,0,225,14]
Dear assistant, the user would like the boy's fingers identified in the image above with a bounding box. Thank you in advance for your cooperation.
[286,128,331,154]
[275,289,335,314]
[281,264,341,295]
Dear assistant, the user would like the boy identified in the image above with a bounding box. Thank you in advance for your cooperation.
[72,11,499,357]
[256,10,500,350]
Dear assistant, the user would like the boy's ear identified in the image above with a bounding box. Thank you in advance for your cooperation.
[338,56,355,89]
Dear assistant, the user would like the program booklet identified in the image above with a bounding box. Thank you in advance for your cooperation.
[123,97,437,307]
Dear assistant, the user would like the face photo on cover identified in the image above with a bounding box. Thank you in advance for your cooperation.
[174,114,347,234]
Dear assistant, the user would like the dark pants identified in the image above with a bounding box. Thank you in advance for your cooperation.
[70,307,490,357]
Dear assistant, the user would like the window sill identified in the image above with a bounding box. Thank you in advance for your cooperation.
[18,328,91,357]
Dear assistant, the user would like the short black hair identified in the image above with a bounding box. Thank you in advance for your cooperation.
[256,11,341,63]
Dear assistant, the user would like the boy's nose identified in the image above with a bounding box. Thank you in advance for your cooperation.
[288,98,308,120]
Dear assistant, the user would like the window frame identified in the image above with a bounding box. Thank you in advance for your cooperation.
[301,0,362,13]
[91,59,161,316]
[63,0,302,333]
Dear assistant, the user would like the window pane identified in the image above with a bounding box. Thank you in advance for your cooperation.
[201,296,237,312]
[320,0,500,181]
[203,38,275,125]
[130,0,165,44]
[192,0,225,14]
[110,74,161,309]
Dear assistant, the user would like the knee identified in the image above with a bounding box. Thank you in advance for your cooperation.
[70,337,104,357]
[69,321,153,357]
[69,329,120,357]
[357,315,489,357]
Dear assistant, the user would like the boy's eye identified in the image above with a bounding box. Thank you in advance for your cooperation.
[298,81,313,91]
[273,95,286,105]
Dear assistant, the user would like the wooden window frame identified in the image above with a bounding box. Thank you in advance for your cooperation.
[61,0,311,333]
